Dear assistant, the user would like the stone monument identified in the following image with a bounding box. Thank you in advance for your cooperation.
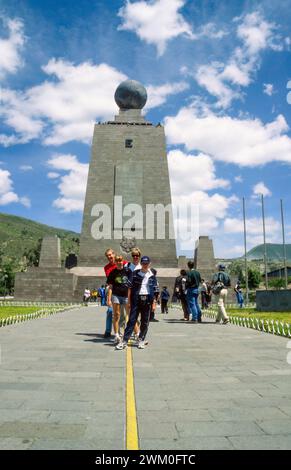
[14,80,181,301]
[194,236,216,281]
[14,236,75,301]
[78,79,177,267]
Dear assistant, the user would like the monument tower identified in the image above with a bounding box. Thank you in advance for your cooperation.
[15,80,180,301]
[78,79,177,267]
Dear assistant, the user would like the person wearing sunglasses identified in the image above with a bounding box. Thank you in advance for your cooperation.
[107,255,133,345]
[103,248,127,339]
[128,248,142,272]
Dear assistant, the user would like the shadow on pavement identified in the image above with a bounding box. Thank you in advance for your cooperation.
[163,319,214,324]
[75,332,114,346]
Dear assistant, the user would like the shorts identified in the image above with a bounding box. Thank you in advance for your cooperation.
[112,295,128,305]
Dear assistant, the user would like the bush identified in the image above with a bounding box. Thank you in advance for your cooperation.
[248,268,261,289]
[269,278,286,289]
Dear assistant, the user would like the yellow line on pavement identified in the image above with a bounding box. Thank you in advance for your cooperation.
[126,343,139,450]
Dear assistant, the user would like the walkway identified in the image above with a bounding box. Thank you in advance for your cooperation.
[0,306,291,450]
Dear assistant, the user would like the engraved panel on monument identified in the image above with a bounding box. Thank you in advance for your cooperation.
[114,161,143,239]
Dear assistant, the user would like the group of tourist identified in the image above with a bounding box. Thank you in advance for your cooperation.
[83,286,107,305]
[85,247,235,351]
[173,261,231,324]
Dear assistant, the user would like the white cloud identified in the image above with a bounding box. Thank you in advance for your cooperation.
[0,58,189,146]
[252,181,272,198]
[234,175,243,183]
[19,165,33,171]
[47,154,89,213]
[0,60,127,146]
[167,149,237,246]
[118,0,194,56]
[263,83,274,96]
[146,82,189,109]
[165,106,291,167]
[168,149,230,194]
[223,216,281,247]
[236,11,280,54]
[19,196,31,208]
[47,172,60,179]
[195,22,228,40]
[0,17,25,78]
[195,12,282,108]
[173,191,238,237]
[0,168,30,207]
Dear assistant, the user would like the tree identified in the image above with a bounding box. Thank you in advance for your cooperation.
[23,239,42,267]
[248,267,261,289]
[228,260,245,284]
[0,261,15,295]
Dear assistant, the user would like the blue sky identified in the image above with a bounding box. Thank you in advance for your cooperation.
[0,0,291,259]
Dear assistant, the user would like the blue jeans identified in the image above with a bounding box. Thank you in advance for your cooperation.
[101,297,106,306]
[187,287,201,321]
[105,307,113,333]
[236,292,244,308]
[124,295,151,342]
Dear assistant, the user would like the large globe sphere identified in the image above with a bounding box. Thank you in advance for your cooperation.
[114,80,147,110]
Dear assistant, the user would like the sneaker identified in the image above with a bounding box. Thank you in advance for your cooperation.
[115,341,127,350]
[191,319,198,323]
[103,331,112,338]
[223,319,230,324]
[113,335,121,345]
[137,340,147,349]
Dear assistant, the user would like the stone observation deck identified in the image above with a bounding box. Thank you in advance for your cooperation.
[1,306,291,450]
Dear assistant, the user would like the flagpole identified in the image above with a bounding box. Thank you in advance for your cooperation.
[243,197,249,303]
[280,199,288,289]
[261,194,268,290]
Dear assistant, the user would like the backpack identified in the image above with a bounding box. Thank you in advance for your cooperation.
[212,271,229,295]
[212,281,224,295]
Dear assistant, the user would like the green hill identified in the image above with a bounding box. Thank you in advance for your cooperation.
[245,243,291,261]
[0,212,80,269]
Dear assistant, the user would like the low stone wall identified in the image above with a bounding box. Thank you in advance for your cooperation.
[256,289,291,312]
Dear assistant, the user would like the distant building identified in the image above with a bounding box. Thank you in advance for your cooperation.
[267,267,291,279]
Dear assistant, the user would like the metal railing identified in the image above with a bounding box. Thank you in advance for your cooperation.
[0,304,81,328]
[204,307,291,338]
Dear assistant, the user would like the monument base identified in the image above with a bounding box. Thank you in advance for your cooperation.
[14,266,181,303]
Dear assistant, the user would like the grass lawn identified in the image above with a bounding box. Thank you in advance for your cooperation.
[226,307,291,324]
[0,306,44,320]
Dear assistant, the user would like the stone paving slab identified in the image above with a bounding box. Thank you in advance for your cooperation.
[0,305,291,449]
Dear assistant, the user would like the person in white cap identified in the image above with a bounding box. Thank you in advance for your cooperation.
[212,264,231,324]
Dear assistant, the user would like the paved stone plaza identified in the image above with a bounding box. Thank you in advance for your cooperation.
[0,306,291,450]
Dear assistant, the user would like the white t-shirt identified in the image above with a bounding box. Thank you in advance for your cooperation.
[139,270,153,295]
[84,289,91,298]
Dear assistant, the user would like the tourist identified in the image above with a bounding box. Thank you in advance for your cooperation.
[83,287,91,305]
[91,288,98,303]
[234,280,244,308]
[186,261,202,323]
[103,248,127,338]
[201,279,208,309]
[212,264,231,324]
[161,286,170,314]
[98,285,106,306]
[116,256,159,350]
[205,281,212,307]
[174,269,190,321]
[107,255,132,345]
[128,247,142,272]
[103,284,112,338]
